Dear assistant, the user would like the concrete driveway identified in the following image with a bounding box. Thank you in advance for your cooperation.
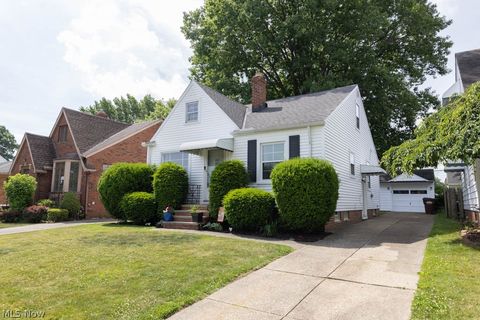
[169,212,434,320]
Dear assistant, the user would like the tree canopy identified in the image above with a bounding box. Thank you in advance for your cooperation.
[0,125,17,161]
[80,94,175,124]
[382,82,480,175]
[182,0,452,154]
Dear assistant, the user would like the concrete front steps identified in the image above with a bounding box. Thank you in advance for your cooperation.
[161,204,209,230]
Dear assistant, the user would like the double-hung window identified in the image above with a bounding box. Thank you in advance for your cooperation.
[162,152,189,170]
[261,142,284,179]
[58,125,68,142]
[185,101,199,122]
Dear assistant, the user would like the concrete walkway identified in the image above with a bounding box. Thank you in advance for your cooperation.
[169,212,434,320]
[0,219,115,236]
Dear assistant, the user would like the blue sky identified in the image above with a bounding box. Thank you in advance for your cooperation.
[0,0,479,143]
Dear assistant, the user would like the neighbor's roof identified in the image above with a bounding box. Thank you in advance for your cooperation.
[456,49,480,89]
[83,119,161,157]
[62,108,130,154]
[196,82,247,128]
[0,161,11,174]
[381,169,435,183]
[25,133,56,171]
[243,85,357,131]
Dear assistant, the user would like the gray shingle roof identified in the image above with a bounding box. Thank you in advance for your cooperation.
[83,119,161,157]
[0,161,11,174]
[196,82,247,128]
[243,85,357,130]
[63,108,129,154]
[25,133,56,171]
[456,49,480,89]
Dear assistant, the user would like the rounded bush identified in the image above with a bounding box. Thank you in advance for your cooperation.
[23,205,48,223]
[223,188,275,232]
[37,199,55,208]
[47,208,69,222]
[4,174,37,212]
[271,158,339,233]
[120,192,157,225]
[60,192,81,219]
[153,162,188,211]
[209,160,248,219]
[98,163,154,220]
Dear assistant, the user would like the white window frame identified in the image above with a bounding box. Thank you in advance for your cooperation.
[355,104,360,129]
[349,152,355,176]
[185,101,199,123]
[161,151,189,170]
[260,142,285,181]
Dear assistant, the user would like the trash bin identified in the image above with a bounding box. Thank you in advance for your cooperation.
[423,198,436,214]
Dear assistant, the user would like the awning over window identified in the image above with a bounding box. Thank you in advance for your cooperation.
[360,164,386,175]
[179,138,234,153]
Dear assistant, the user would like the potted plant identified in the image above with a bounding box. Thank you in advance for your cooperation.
[190,205,202,223]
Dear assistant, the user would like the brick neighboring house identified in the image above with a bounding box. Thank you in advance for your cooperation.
[0,156,12,205]
[9,108,161,218]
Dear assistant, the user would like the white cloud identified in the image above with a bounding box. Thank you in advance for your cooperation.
[57,0,202,99]
[430,0,458,16]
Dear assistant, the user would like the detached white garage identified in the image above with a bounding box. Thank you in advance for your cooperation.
[380,169,435,213]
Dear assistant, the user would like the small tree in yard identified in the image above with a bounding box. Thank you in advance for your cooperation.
[60,192,81,220]
[153,162,188,211]
[4,174,37,212]
[271,158,339,233]
[209,160,248,220]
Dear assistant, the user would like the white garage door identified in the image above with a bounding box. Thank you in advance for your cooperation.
[392,189,427,213]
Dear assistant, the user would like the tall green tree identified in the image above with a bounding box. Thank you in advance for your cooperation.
[0,125,17,161]
[382,83,480,175]
[80,94,175,124]
[182,0,452,154]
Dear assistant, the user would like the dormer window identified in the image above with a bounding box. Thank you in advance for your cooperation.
[186,101,199,122]
[58,125,68,142]
[355,104,360,129]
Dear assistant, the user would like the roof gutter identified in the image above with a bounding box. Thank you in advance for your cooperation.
[232,120,325,136]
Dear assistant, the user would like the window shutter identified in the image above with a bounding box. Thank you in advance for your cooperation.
[247,140,257,182]
[289,135,300,158]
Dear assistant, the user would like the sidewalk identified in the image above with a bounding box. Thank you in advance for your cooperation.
[0,219,115,236]
[169,212,434,320]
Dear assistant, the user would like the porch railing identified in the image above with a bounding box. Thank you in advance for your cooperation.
[186,185,201,204]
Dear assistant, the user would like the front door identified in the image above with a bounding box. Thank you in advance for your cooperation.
[204,149,224,201]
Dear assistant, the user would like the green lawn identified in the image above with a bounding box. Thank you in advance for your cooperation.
[0,224,292,319]
[0,222,29,229]
[411,212,480,319]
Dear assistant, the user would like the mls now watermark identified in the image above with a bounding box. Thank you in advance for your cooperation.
[3,309,45,318]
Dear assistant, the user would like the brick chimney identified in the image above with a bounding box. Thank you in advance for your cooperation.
[96,111,108,118]
[251,72,267,112]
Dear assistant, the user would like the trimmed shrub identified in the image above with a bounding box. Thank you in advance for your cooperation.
[120,192,157,225]
[4,174,37,212]
[209,160,248,220]
[271,158,339,233]
[153,162,188,211]
[98,163,155,220]
[47,208,69,222]
[0,211,22,223]
[23,205,48,223]
[223,188,275,232]
[37,199,55,208]
[60,192,81,220]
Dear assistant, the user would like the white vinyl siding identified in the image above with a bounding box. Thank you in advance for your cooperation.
[462,163,479,211]
[380,182,434,212]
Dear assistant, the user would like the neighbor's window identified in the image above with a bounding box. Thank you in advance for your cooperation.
[355,104,360,129]
[53,162,65,192]
[162,152,189,170]
[185,101,199,122]
[410,190,427,194]
[58,125,68,142]
[393,190,409,194]
[68,162,79,192]
[262,142,284,179]
[349,153,355,175]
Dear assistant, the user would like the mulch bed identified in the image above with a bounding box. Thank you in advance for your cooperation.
[461,229,480,248]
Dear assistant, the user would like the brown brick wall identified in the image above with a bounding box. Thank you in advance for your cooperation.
[325,209,380,231]
[84,123,160,218]
[52,113,78,158]
[465,209,479,223]
[10,139,34,176]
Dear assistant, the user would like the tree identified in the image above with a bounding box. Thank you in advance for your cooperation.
[80,94,175,124]
[182,0,452,154]
[0,125,17,160]
[381,82,480,175]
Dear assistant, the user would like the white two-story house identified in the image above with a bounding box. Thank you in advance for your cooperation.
[147,73,384,221]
